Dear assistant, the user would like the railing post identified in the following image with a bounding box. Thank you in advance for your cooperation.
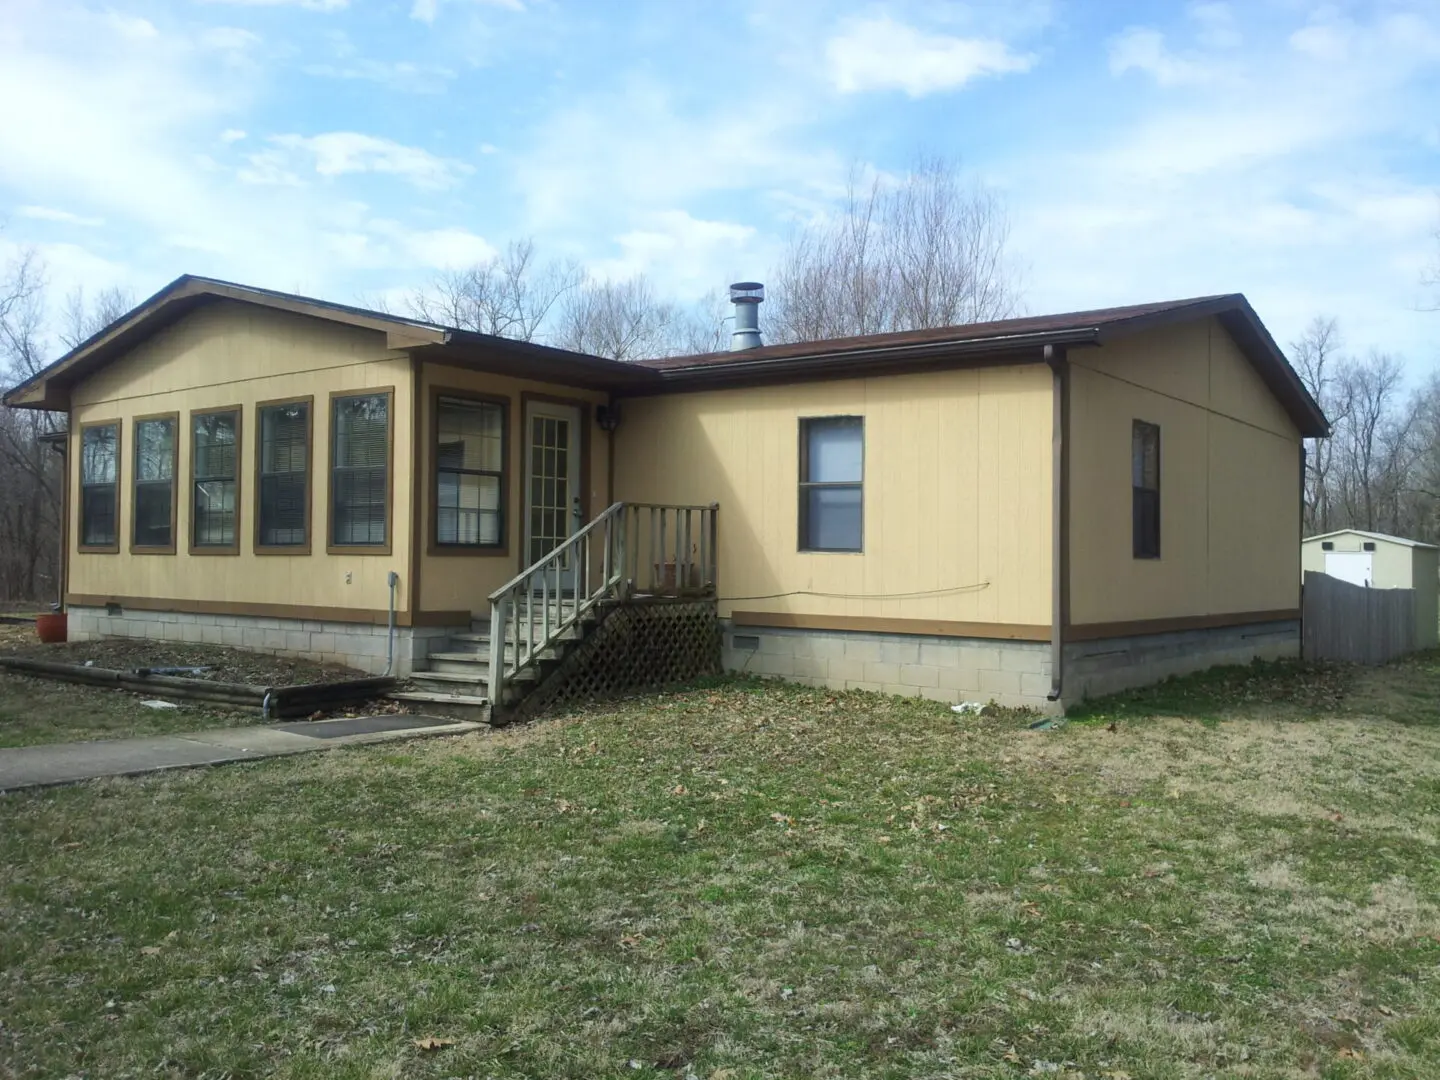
[488,594,508,707]
[709,502,719,595]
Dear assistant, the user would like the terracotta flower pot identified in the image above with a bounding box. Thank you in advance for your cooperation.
[35,612,67,644]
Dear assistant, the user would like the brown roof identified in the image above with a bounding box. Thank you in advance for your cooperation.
[638,293,1329,437]
[642,296,1234,370]
[3,279,1328,438]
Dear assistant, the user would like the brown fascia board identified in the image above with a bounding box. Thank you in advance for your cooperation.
[628,328,1100,395]
[2,275,449,410]
[426,332,662,390]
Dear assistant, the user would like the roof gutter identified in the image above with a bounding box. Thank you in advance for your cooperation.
[650,327,1103,387]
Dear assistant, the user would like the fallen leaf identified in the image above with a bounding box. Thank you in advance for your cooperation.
[1105,721,1118,733]
[1337,1047,1363,1059]
[1378,1004,1394,1016]
[139,946,162,957]
[413,1037,455,1051]
[672,784,688,796]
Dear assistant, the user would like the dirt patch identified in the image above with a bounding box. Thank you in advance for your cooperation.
[2,639,363,687]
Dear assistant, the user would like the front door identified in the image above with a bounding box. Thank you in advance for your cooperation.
[524,400,583,590]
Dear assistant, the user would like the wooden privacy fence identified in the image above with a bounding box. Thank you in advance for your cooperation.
[1302,571,1416,664]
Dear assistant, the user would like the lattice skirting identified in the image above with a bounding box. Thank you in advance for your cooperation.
[511,599,721,721]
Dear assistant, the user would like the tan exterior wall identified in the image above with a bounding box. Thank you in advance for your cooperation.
[612,364,1054,630]
[68,301,413,617]
[1068,317,1302,626]
[414,361,610,615]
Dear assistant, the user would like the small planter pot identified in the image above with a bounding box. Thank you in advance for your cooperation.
[35,612,67,644]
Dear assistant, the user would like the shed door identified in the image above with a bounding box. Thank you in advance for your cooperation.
[1325,551,1373,587]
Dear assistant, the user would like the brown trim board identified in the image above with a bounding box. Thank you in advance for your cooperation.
[729,611,1051,642]
[324,386,396,557]
[128,410,180,555]
[409,357,423,615]
[426,384,512,558]
[65,593,471,629]
[1065,609,1302,642]
[76,417,123,554]
[253,394,315,555]
[187,404,243,555]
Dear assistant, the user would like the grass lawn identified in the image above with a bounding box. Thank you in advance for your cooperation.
[0,627,376,748]
[3,660,1440,1078]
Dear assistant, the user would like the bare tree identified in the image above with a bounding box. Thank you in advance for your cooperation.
[1291,316,1346,533]
[767,157,1020,343]
[0,248,63,603]
[407,239,584,341]
[60,284,135,349]
[1332,352,1414,533]
[555,276,687,362]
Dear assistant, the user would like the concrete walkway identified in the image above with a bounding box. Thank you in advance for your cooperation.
[0,714,482,792]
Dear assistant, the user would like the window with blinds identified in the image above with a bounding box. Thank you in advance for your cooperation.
[133,416,176,550]
[1132,420,1161,559]
[799,416,864,552]
[193,410,239,549]
[331,393,390,547]
[436,397,504,548]
[258,401,309,548]
[80,423,119,549]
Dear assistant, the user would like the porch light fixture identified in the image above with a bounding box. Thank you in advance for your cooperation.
[596,403,622,433]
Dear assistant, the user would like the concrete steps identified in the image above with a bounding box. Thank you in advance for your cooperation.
[388,604,598,723]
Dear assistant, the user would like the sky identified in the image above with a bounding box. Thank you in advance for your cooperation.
[1,0,1437,370]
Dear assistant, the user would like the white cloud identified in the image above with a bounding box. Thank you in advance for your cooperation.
[394,226,496,269]
[267,133,472,190]
[1008,5,1440,369]
[199,0,349,10]
[1188,2,1241,49]
[410,0,524,25]
[589,210,756,295]
[198,27,262,53]
[825,14,1034,97]
[220,128,247,143]
[1108,27,1219,86]
[303,58,456,94]
[17,205,104,227]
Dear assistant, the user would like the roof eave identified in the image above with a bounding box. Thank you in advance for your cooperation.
[646,328,1101,390]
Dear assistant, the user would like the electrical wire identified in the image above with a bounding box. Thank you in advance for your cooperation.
[717,581,990,603]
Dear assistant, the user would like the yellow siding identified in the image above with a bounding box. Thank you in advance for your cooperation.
[69,301,413,614]
[1068,319,1302,625]
[415,362,610,614]
[612,365,1053,627]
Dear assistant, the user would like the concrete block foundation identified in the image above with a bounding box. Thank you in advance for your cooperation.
[65,605,465,676]
[724,618,1303,713]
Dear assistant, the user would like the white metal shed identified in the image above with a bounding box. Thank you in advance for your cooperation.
[1302,529,1439,649]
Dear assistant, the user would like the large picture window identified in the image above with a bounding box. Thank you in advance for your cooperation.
[79,422,119,551]
[193,409,240,551]
[1133,419,1161,559]
[799,416,864,552]
[132,415,177,551]
[330,391,391,549]
[257,400,310,550]
[435,396,505,549]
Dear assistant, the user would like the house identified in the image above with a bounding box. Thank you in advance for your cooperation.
[1302,529,1439,649]
[3,275,1328,717]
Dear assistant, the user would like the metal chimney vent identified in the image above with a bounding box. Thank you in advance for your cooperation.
[729,281,764,351]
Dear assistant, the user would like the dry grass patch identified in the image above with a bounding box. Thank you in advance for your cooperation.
[2,671,1439,1077]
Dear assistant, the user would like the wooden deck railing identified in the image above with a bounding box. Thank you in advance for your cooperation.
[486,502,717,707]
